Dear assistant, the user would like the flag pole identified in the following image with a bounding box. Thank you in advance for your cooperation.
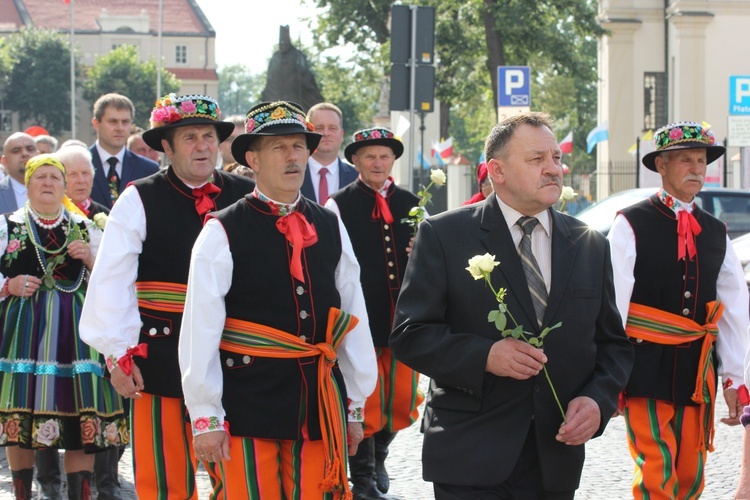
[69,0,76,138]
[156,0,163,100]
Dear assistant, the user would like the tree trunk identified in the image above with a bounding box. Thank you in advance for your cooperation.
[482,0,505,122]
[440,101,450,139]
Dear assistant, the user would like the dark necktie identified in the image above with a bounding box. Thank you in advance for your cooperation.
[107,157,120,202]
[318,167,329,204]
[517,216,548,328]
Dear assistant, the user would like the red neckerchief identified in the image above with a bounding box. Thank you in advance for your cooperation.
[276,211,318,283]
[370,178,394,224]
[677,209,701,261]
[193,182,221,215]
[75,198,92,217]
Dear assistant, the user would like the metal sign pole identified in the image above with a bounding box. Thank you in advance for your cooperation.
[408,5,418,192]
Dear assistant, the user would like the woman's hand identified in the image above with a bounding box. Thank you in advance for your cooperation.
[68,239,95,270]
[7,274,42,298]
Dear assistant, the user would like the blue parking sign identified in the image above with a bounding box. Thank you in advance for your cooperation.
[498,66,530,107]
[730,76,750,115]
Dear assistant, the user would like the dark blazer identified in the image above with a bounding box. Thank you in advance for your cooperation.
[0,177,19,214]
[301,157,358,203]
[89,145,160,208]
[390,195,633,491]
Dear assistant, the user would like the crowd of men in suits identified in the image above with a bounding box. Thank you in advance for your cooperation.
[0,91,748,500]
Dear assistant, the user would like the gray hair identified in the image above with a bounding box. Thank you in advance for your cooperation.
[55,145,95,175]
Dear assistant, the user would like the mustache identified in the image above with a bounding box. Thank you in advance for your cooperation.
[684,174,704,183]
[284,163,302,174]
[538,175,562,189]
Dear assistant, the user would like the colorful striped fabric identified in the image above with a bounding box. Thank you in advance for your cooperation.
[625,300,723,451]
[220,307,358,500]
[136,281,187,313]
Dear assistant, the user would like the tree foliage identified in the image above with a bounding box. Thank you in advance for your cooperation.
[304,0,603,170]
[83,45,180,129]
[2,28,77,135]
[217,64,264,117]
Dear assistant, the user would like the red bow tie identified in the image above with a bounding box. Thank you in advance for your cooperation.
[276,211,318,283]
[118,343,149,376]
[677,210,702,261]
[193,182,221,215]
[372,193,394,224]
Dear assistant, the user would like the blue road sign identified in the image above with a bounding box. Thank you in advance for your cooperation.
[498,66,530,107]
[730,76,750,115]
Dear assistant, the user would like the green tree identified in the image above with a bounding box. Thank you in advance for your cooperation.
[3,27,77,135]
[83,45,180,128]
[217,64,264,117]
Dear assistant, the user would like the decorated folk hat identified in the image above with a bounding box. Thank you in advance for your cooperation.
[142,94,234,152]
[642,121,725,171]
[344,127,404,164]
[231,101,322,167]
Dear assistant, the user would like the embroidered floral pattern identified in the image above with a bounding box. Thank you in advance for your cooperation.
[244,101,313,134]
[4,223,28,265]
[348,406,364,422]
[352,127,399,142]
[33,418,61,446]
[254,188,297,216]
[658,188,690,213]
[655,122,717,150]
[192,416,223,435]
[0,413,22,445]
[150,93,221,128]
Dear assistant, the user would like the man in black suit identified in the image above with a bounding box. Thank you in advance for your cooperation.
[300,102,358,204]
[89,93,159,208]
[390,112,633,499]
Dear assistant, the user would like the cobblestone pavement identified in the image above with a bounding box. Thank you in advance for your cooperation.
[0,388,743,498]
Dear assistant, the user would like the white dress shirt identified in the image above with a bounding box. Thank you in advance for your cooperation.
[495,194,553,293]
[308,156,340,203]
[95,142,125,178]
[9,178,27,210]
[608,199,749,389]
[178,207,377,434]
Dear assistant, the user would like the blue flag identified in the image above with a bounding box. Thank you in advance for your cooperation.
[586,122,609,153]
[417,148,431,169]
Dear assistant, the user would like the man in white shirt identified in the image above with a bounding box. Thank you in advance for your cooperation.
[300,102,358,204]
[180,100,377,499]
[607,121,749,499]
[0,132,36,213]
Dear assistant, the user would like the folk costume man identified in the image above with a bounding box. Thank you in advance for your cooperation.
[179,100,377,499]
[80,94,255,499]
[391,112,633,498]
[608,121,749,499]
[325,128,423,499]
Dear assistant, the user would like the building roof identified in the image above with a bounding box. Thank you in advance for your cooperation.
[1,0,214,35]
[168,67,218,81]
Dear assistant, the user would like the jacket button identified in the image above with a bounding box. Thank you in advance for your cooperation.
[163,327,170,335]
[682,308,690,316]
[636,338,643,343]
[226,358,234,367]
[242,355,252,364]
[300,310,308,319]
[384,224,390,230]
[149,328,157,336]
[386,247,392,253]
[388,261,394,267]
[684,291,691,298]
[534,384,540,393]
[296,286,305,295]
[385,236,391,242]
[389,274,395,280]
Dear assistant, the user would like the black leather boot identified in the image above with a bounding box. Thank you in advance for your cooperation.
[66,471,92,500]
[93,447,123,500]
[11,468,33,500]
[35,448,63,499]
[349,437,393,499]
[373,429,397,493]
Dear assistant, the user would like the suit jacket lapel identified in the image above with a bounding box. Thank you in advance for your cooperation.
[544,209,578,326]
[479,196,539,331]
[120,150,135,187]
[90,146,111,207]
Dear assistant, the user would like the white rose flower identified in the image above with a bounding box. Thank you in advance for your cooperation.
[559,186,577,202]
[430,168,447,187]
[92,213,108,230]
[466,253,500,280]
[104,422,119,444]
[35,419,60,447]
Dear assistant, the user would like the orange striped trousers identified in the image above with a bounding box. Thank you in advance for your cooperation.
[625,397,705,500]
[131,392,224,499]
[220,434,333,499]
[363,347,423,438]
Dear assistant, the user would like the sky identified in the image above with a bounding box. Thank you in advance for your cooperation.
[196,0,320,72]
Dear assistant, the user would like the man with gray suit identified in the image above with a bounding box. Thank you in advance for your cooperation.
[0,132,37,213]
[89,93,159,209]
[301,102,358,204]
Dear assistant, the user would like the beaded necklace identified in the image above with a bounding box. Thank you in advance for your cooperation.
[24,207,86,293]
[25,202,64,230]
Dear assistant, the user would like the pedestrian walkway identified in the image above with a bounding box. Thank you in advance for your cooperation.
[0,396,742,498]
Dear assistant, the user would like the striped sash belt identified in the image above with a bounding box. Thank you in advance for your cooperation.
[220,307,358,499]
[626,300,724,452]
[135,281,187,313]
